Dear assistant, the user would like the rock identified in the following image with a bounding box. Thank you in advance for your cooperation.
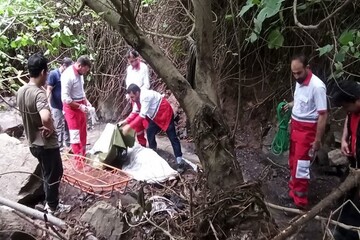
[80,201,124,240]
[0,133,42,204]
[333,131,342,144]
[328,149,349,166]
[0,206,39,240]
[0,96,17,111]
[0,109,24,138]
[316,148,329,166]
[262,126,277,147]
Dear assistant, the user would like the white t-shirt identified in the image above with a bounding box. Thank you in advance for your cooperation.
[125,62,150,90]
[132,89,162,119]
[61,65,85,103]
[292,72,327,123]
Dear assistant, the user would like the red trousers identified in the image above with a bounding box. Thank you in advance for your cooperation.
[132,115,148,147]
[126,100,149,147]
[288,118,316,207]
[63,101,87,168]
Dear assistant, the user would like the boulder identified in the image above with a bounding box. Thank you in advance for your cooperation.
[80,201,124,240]
[0,206,40,240]
[0,134,42,204]
[0,109,24,138]
[328,149,349,166]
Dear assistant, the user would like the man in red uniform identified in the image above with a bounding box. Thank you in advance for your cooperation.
[118,100,148,147]
[332,79,360,240]
[61,56,93,169]
[284,54,328,209]
[122,84,185,172]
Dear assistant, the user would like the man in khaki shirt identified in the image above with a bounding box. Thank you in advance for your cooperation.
[17,53,70,215]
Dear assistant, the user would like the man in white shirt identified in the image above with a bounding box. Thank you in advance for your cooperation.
[61,55,93,169]
[121,84,186,173]
[125,49,150,90]
[283,54,328,209]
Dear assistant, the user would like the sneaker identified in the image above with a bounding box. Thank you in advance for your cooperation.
[44,203,72,216]
[176,162,186,174]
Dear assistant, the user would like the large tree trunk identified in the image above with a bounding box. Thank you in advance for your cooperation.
[192,0,218,106]
[84,0,243,192]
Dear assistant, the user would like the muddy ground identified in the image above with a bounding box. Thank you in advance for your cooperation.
[50,123,345,240]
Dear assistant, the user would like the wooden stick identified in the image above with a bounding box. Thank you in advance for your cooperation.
[208,219,220,240]
[0,196,66,229]
[271,169,360,240]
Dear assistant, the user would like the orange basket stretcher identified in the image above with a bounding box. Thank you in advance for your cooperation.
[61,153,132,198]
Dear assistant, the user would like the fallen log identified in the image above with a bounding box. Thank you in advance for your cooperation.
[272,169,360,240]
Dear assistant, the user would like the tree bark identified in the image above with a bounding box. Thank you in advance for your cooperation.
[192,0,218,105]
[84,0,243,192]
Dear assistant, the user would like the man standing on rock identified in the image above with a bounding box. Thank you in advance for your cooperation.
[121,84,186,173]
[17,53,71,214]
[332,79,360,240]
[283,54,328,209]
[46,57,73,151]
[61,55,93,169]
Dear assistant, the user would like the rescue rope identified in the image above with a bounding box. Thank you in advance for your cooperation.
[271,101,291,155]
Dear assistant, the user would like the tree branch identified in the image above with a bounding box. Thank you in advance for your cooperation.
[272,169,360,240]
[141,23,195,40]
[266,202,360,232]
[293,0,352,29]
[0,17,16,35]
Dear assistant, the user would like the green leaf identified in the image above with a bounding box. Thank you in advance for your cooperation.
[50,21,60,28]
[63,26,73,36]
[334,62,343,71]
[257,0,285,23]
[254,18,262,34]
[335,52,346,62]
[246,32,258,43]
[339,30,354,45]
[316,44,333,56]
[238,0,254,17]
[60,35,72,47]
[267,28,284,49]
[10,41,17,48]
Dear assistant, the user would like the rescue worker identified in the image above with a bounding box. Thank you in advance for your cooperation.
[46,57,73,151]
[283,54,328,209]
[61,55,93,169]
[121,84,186,173]
[125,49,150,91]
[332,79,360,240]
[119,49,151,147]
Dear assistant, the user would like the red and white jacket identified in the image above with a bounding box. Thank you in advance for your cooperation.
[127,90,173,131]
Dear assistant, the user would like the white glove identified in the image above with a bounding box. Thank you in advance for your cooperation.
[78,104,89,113]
